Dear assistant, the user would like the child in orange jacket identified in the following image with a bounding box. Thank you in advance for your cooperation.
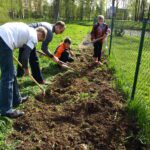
[54,37,74,63]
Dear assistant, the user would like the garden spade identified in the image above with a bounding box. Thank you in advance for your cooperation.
[82,37,104,46]
[13,55,46,96]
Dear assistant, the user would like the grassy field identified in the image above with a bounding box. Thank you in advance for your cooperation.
[108,34,150,144]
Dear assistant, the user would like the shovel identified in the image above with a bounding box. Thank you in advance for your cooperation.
[13,55,45,96]
[82,37,103,46]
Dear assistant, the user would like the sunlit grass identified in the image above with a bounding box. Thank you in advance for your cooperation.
[108,35,150,144]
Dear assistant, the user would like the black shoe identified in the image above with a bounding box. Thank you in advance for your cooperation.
[17,73,24,78]
[3,110,24,118]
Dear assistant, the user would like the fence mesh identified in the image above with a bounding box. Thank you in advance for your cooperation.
[108,20,143,96]
[134,22,150,103]
[107,16,150,143]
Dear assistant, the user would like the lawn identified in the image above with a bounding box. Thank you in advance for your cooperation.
[109,34,150,143]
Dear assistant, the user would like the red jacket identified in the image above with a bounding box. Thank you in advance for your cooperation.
[91,23,108,41]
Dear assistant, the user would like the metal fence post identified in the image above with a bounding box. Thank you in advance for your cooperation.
[93,17,97,25]
[109,0,115,55]
[130,19,147,100]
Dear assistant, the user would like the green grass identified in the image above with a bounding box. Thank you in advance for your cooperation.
[0,117,13,150]
[108,34,150,144]
[0,23,92,149]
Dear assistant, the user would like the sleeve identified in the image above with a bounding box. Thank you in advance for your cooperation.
[91,24,98,41]
[21,45,32,69]
[41,37,49,51]
[41,33,53,58]
[91,25,95,41]
[26,40,36,50]
[54,45,62,58]
[42,49,54,58]
[26,29,38,50]
[28,23,39,28]
[105,24,109,35]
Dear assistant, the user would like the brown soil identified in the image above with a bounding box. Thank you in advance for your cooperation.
[8,37,143,150]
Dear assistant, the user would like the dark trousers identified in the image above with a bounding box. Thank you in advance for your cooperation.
[0,37,21,114]
[17,48,44,83]
[59,51,74,63]
[93,41,102,61]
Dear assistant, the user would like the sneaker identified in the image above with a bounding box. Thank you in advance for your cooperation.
[97,61,103,65]
[94,61,99,64]
[20,96,29,103]
[2,109,24,118]
[14,96,29,107]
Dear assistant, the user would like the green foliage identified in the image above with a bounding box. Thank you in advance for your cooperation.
[79,92,90,99]
[107,34,150,144]
[128,99,150,144]
[0,117,13,149]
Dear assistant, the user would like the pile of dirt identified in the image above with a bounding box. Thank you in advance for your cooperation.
[8,39,143,150]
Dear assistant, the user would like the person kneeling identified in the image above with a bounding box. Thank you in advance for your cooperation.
[54,37,74,63]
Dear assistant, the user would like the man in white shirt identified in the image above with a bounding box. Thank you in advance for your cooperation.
[0,22,47,118]
[17,21,65,84]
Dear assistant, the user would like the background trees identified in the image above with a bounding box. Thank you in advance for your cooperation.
[0,0,149,22]
[127,0,150,21]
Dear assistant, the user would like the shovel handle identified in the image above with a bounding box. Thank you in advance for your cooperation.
[83,37,104,45]
[13,55,45,95]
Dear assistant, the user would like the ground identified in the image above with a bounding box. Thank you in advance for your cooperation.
[6,36,143,150]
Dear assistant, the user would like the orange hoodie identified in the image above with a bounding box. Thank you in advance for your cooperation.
[54,42,67,58]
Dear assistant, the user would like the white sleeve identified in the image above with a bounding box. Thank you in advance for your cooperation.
[26,28,38,49]
[26,40,37,50]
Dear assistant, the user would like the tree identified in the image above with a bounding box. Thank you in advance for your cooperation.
[52,0,60,21]
[127,0,149,21]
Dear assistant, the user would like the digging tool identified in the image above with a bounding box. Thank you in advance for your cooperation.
[82,37,104,46]
[13,55,45,96]
[36,50,75,71]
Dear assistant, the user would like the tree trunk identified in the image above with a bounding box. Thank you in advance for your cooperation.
[53,0,60,21]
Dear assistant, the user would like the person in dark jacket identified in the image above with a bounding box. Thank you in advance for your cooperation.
[17,21,66,84]
[91,15,108,65]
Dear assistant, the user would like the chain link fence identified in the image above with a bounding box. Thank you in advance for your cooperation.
[134,22,150,102]
[107,8,150,143]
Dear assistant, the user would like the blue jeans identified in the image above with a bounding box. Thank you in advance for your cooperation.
[0,37,21,114]
[59,51,74,63]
